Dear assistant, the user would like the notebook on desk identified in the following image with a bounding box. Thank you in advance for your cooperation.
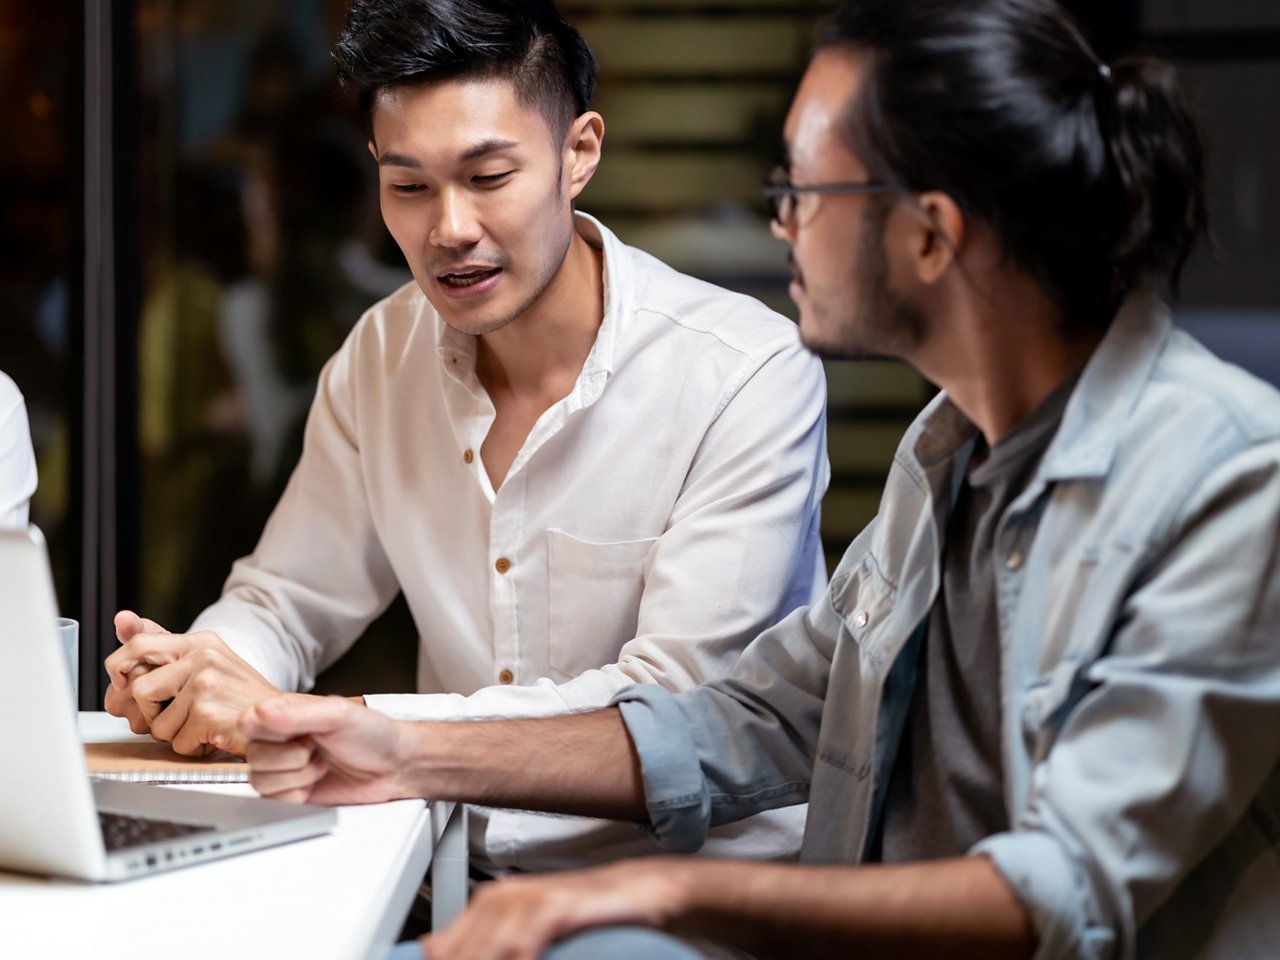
[86,736,249,784]
[0,528,336,882]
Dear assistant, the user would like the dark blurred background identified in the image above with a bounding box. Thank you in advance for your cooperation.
[1,0,1276,707]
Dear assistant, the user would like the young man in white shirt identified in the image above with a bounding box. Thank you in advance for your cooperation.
[104,0,827,872]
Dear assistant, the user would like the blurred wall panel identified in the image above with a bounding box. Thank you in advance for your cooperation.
[0,1,82,648]
[1180,62,1280,308]
[1139,0,1280,387]
[1145,0,1280,31]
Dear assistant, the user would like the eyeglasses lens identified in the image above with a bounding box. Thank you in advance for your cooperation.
[766,167,793,227]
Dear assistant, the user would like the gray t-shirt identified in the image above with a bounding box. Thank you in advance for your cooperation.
[877,376,1077,862]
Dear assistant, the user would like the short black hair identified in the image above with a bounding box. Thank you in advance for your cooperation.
[821,0,1208,331]
[333,0,598,139]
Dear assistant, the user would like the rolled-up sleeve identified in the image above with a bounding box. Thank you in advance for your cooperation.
[613,685,712,853]
[612,590,847,852]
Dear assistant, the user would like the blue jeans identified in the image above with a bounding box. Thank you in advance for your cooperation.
[388,927,705,960]
[545,927,704,959]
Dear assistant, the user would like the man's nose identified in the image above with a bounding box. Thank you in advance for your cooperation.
[428,189,482,248]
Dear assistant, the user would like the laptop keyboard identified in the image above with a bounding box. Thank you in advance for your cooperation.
[98,810,216,851]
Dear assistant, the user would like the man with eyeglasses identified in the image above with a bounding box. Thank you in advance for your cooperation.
[243,1,1280,958]
[102,0,828,876]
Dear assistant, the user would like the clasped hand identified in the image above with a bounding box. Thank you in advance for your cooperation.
[103,610,280,756]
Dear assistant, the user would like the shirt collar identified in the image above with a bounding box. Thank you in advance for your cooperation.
[900,288,1171,493]
[1037,289,1171,482]
[574,211,631,384]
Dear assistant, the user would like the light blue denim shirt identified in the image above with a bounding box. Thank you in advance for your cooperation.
[615,291,1280,960]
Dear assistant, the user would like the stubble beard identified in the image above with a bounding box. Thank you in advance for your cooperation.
[436,209,576,338]
[808,198,928,362]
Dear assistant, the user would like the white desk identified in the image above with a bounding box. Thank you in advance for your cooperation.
[0,714,468,960]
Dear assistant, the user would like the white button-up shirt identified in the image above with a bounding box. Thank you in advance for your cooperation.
[193,214,829,869]
[0,372,36,529]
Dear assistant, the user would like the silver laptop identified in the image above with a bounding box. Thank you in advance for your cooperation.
[0,527,337,881]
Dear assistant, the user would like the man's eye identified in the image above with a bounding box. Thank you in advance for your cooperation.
[473,172,514,186]
[390,183,426,194]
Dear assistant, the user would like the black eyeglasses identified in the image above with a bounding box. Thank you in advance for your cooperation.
[763,166,896,229]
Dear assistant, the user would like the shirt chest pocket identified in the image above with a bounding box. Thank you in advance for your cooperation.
[546,528,659,679]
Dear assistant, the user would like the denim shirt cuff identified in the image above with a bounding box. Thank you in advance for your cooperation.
[611,684,712,854]
[973,831,1116,960]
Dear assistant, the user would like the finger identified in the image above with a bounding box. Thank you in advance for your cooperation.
[103,679,132,717]
[241,694,358,744]
[168,693,221,758]
[146,699,188,748]
[136,646,267,757]
[104,680,144,724]
[105,632,192,688]
[105,631,188,681]
[113,609,170,642]
[210,722,248,759]
[133,660,196,729]
[104,668,157,733]
[154,691,227,759]
[117,697,153,737]
[103,644,134,689]
[250,755,330,802]
[244,737,316,773]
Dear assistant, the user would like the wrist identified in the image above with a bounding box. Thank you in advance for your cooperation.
[630,856,702,929]
[392,718,452,800]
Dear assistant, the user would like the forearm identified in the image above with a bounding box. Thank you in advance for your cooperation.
[665,855,1036,960]
[398,707,649,821]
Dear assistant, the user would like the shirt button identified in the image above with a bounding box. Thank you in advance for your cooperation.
[1006,550,1024,571]
[495,557,512,574]
[498,669,514,685]
[463,449,474,464]
[854,611,869,629]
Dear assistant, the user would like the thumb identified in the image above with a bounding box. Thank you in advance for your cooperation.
[241,694,357,744]
[114,609,170,643]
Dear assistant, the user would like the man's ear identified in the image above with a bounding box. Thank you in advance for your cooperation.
[367,139,378,162]
[563,112,605,201]
[907,191,965,286]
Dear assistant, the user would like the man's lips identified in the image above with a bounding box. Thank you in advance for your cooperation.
[435,266,504,300]
[438,266,502,287]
